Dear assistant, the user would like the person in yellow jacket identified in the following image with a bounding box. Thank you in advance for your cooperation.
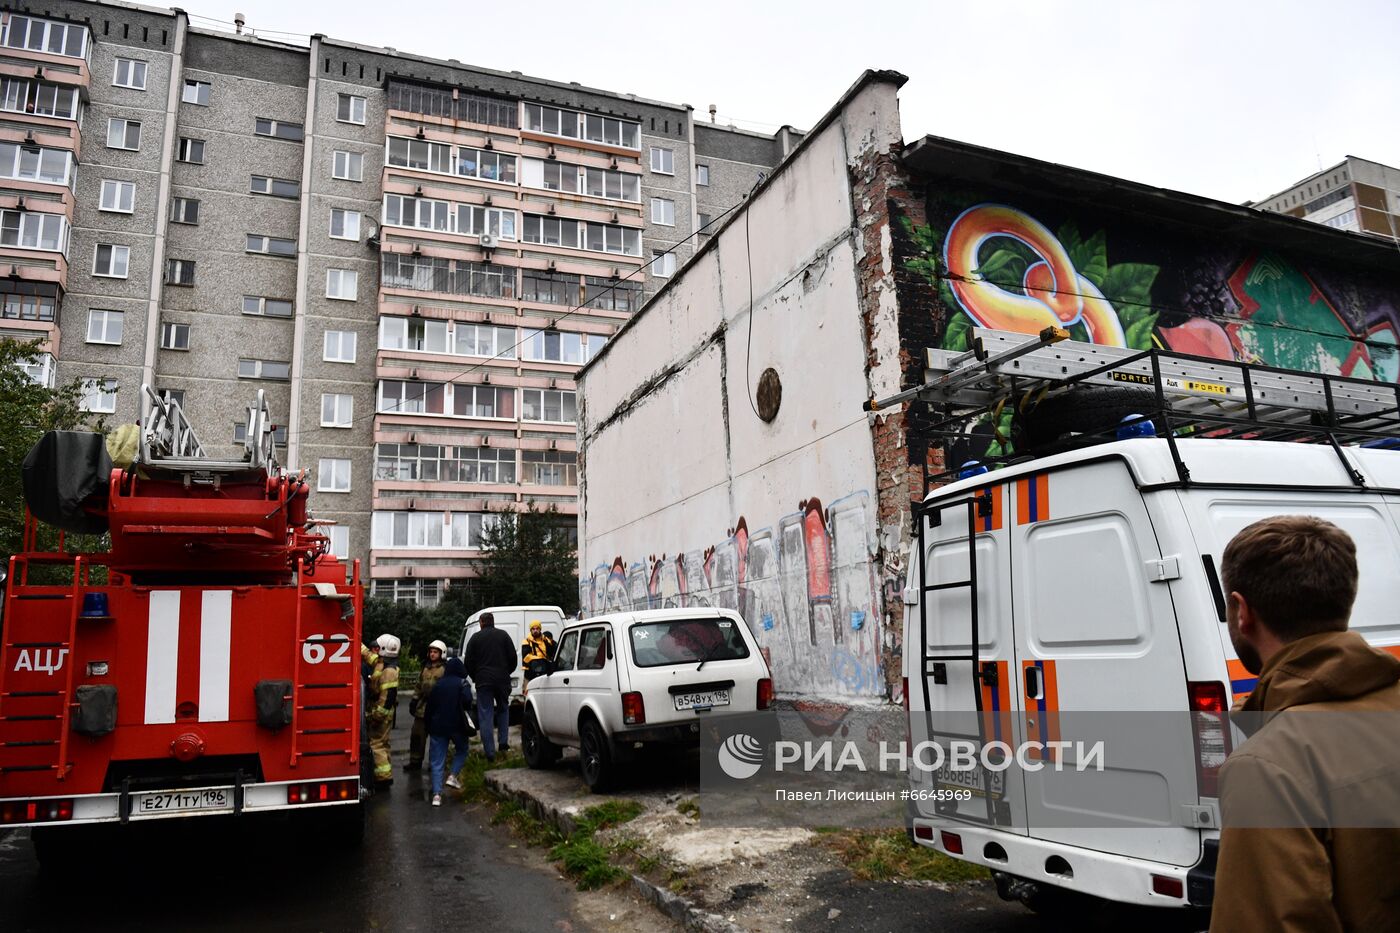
[406,640,447,772]
[367,634,400,788]
[521,621,557,681]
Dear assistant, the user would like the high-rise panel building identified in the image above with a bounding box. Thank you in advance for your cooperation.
[0,2,797,604]
[1251,155,1400,238]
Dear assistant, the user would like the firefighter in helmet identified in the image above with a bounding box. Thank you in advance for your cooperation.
[367,633,401,788]
[521,621,557,681]
[406,639,448,772]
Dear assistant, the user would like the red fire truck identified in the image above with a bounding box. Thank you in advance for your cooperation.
[0,387,364,862]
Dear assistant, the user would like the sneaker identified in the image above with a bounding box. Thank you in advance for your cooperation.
[431,794,442,807]
[444,774,461,790]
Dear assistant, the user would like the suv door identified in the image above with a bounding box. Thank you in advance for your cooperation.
[567,625,616,741]
[535,629,579,739]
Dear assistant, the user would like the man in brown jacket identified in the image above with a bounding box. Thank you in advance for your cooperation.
[1211,515,1400,933]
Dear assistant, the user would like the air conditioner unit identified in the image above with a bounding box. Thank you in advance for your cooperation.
[549,439,558,450]
[411,304,421,316]
[404,565,415,577]
[408,432,417,443]
[483,195,493,207]
[410,368,419,379]
[408,499,417,511]
[482,312,493,323]
[611,212,619,223]
[547,145,557,160]
[479,234,498,249]
[483,138,494,150]
[610,157,619,170]
[481,373,490,384]
[549,378,558,389]
[547,204,556,215]
[547,260,557,272]
[414,186,424,197]
[482,436,490,447]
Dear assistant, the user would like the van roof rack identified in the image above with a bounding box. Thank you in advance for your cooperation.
[865,327,1400,488]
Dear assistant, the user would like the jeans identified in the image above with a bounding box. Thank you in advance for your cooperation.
[429,734,468,796]
[476,683,510,759]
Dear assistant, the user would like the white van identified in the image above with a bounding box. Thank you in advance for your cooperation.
[460,605,566,711]
[890,328,1400,914]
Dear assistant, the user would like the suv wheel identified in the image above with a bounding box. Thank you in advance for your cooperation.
[579,717,614,792]
[522,709,560,769]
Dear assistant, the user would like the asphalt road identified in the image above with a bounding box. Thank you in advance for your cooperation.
[0,707,658,933]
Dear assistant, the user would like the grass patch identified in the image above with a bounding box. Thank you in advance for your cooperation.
[457,747,525,802]
[675,798,700,819]
[539,800,645,891]
[819,829,990,883]
[491,800,563,847]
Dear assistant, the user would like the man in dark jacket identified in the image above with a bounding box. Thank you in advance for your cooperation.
[463,612,517,762]
[424,657,473,807]
[1211,515,1400,932]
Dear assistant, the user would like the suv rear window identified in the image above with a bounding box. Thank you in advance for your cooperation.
[629,617,750,668]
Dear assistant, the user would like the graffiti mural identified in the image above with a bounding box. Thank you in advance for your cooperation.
[580,492,884,699]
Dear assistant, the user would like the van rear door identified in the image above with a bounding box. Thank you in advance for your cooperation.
[1009,460,1200,867]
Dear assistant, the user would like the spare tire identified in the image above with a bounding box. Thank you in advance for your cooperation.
[1015,386,1161,453]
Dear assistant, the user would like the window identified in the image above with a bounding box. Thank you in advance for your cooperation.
[250,175,300,198]
[93,244,130,278]
[107,118,141,151]
[522,215,579,249]
[0,142,71,185]
[521,269,579,306]
[247,234,297,257]
[86,309,123,345]
[553,631,578,673]
[584,276,642,313]
[522,450,577,486]
[383,194,451,231]
[370,578,442,605]
[233,423,288,446]
[379,254,517,300]
[318,458,351,492]
[371,511,498,550]
[160,389,185,408]
[177,137,205,164]
[377,380,446,415]
[457,205,517,240]
[585,222,642,256]
[238,358,291,381]
[242,296,293,318]
[326,268,358,300]
[2,16,87,59]
[337,94,366,124]
[160,322,190,350]
[113,58,147,90]
[452,385,516,419]
[379,316,449,353]
[583,114,641,148]
[327,526,348,559]
[523,329,606,365]
[522,215,642,256]
[1,285,57,322]
[582,166,639,201]
[457,147,517,184]
[629,617,750,668]
[453,323,516,358]
[99,180,135,213]
[0,211,66,251]
[523,103,580,139]
[387,137,452,174]
[329,208,361,240]
[577,628,607,671]
[332,150,363,181]
[182,80,210,106]
[374,444,515,484]
[652,250,676,278]
[650,147,674,174]
[170,197,200,224]
[80,378,117,414]
[388,82,517,129]
[697,164,710,186]
[255,118,303,141]
[321,393,354,427]
[651,198,675,226]
[0,78,80,119]
[165,258,196,285]
[324,330,357,363]
[698,212,713,235]
[521,388,577,423]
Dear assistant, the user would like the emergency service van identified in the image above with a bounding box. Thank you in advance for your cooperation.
[460,606,566,710]
[880,328,1400,913]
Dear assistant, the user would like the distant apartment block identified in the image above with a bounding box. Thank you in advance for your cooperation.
[1251,155,1400,238]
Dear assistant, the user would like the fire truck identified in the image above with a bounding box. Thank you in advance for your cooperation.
[0,387,364,862]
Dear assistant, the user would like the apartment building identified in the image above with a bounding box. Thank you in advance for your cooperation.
[0,1,796,605]
[1251,155,1400,238]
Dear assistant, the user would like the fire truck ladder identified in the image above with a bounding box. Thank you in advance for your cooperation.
[289,565,360,769]
[139,384,281,476]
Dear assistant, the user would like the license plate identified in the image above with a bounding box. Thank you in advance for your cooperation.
[133,788,230,815]
[935,764,1005,799]
[674,689,731,711]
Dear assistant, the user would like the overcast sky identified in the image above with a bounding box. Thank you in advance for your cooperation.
[174,0,1398,205]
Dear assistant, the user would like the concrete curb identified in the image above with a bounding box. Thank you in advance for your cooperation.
[484,772,744,933]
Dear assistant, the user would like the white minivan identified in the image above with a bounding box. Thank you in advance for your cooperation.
[459,605,566,713]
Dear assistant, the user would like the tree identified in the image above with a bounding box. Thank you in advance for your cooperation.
[469,502,580,614]
[0,339,106,576]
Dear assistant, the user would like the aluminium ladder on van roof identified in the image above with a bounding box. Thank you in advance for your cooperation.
[865,326,1400,488]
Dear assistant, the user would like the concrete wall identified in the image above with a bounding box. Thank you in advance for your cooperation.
[577,74,905,700]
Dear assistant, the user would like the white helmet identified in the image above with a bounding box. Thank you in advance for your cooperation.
[428,639,447,654]
[376,634,400,658]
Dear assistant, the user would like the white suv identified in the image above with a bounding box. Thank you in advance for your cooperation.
[521,608,773,791]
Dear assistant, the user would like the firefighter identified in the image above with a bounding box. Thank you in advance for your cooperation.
[367,633,401,788]
[521,621,556,681]
[406,639,448,772]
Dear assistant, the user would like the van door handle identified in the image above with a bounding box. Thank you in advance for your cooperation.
[1024,666,1041,700]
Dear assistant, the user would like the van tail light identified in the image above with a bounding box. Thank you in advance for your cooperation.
[940,830,963,854]
[1152,874,1184,899]
[0,798,74,824]
[286,779,357,805]
[756,678,773,710]
[622,691,646,725]
[1188,681,1231,797]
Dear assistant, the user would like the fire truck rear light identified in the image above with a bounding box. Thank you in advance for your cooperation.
[756,678,773,710]
[1,798,74,824]
[622,692,645,725]
[1152,874,1184,898]
[1188,681,1231,798]
[940,831,963,854]
[286,780,356,805]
